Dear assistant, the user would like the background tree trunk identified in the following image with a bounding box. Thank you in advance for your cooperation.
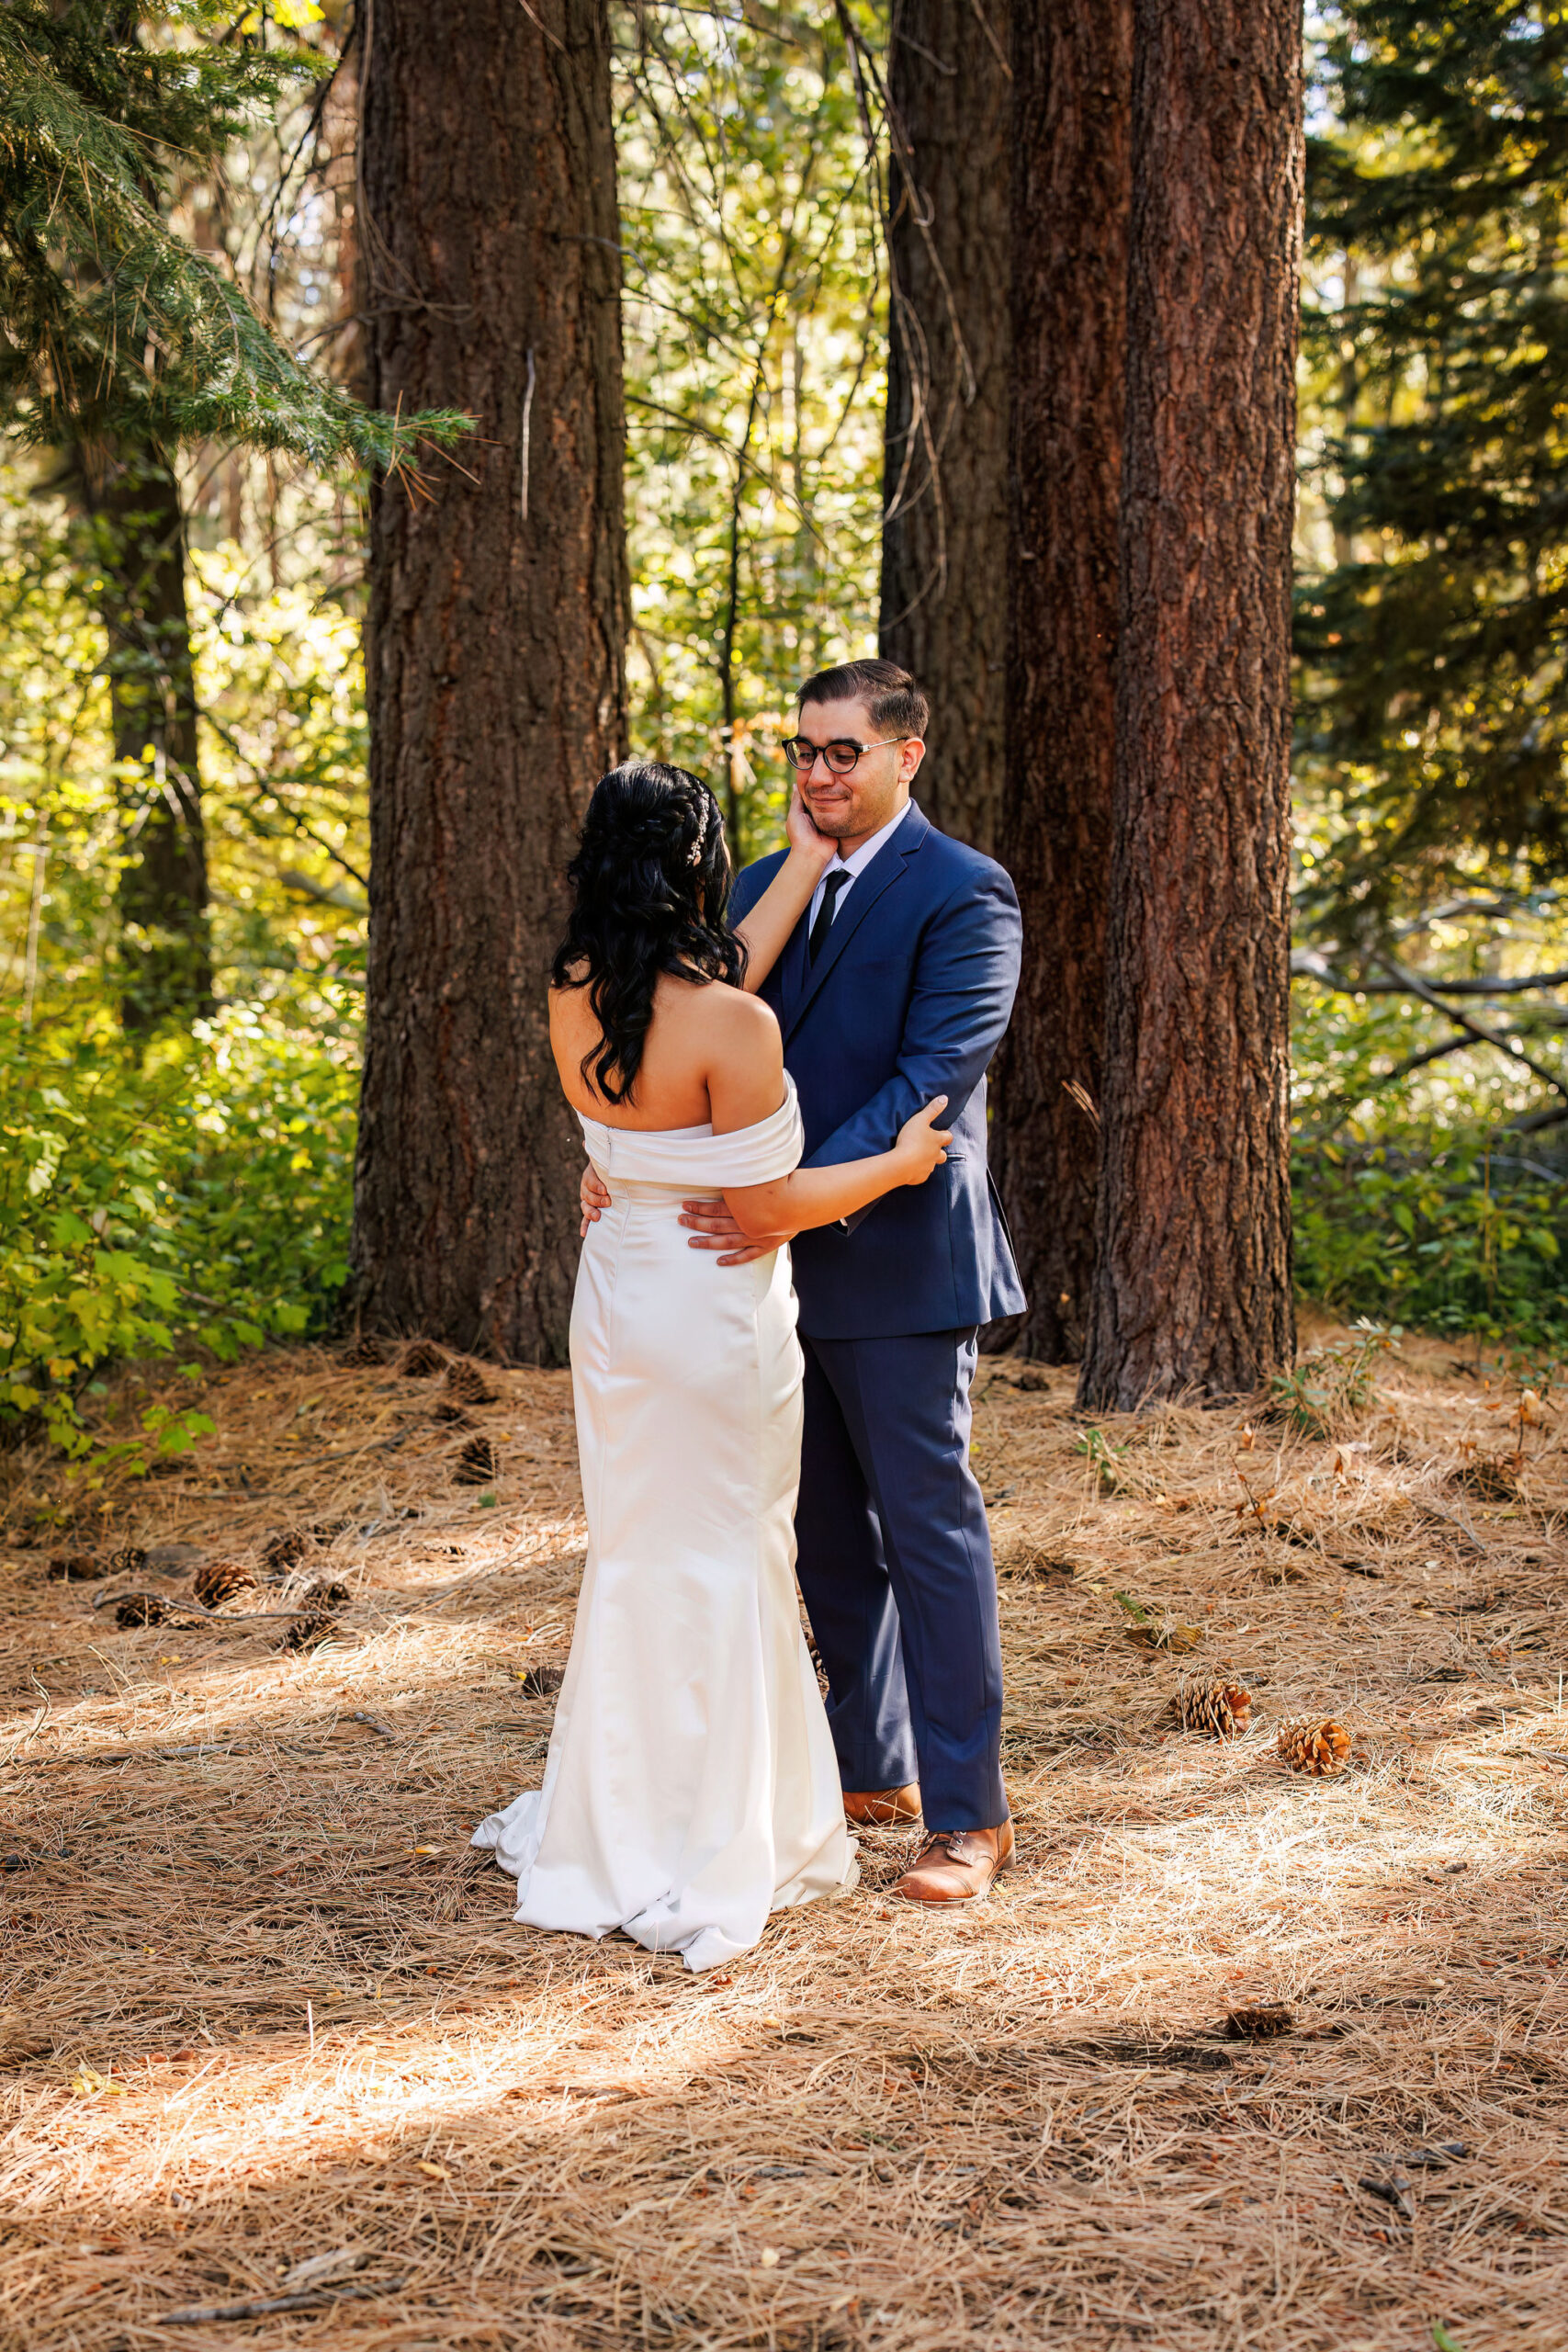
[878,0,1010,854]
[84,444,214,1035]
[990,0,1132,1362]
[349,0,627,1360]
[1078,0,1302,1409]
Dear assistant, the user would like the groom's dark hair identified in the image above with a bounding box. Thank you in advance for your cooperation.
[800,658,929,741]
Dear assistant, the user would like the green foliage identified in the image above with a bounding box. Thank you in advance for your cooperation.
[0,467,369,1028]
[0,1006,355,1464]
[1299,2,1568,922]
[1075,1428,1126,1494]
[617,3,885,853]
[1267,1318,1398,1436]
[1293,1137,1568,1351]
[0,1,467,468]
[1289,922,1568,1348]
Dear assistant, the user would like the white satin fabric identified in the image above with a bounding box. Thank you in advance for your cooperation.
[471,1074,858,1971]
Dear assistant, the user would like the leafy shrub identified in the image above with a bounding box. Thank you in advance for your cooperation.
[1292,1140,1568,1353]
[1267,1317,1399,1435]
[0,1008,355,1464]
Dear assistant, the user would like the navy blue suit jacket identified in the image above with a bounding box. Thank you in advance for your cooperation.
[728,800,1027,1340]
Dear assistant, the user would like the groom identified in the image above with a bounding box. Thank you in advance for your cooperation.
[689,659,1023,1904]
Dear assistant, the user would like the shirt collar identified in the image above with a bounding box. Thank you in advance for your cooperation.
[832,797,913,882]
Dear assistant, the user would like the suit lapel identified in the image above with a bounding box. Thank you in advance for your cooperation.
[776,902,812,1027]
[783,803,929,1045]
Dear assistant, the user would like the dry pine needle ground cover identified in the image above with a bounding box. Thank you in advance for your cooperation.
[2,1319,1567,2350]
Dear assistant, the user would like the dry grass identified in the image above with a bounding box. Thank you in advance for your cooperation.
[2,1320,1567,2349]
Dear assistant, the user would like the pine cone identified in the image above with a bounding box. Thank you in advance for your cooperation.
[342,1335,389,1367]
[399,1340,447,1379]
[262,1530,308,1575]
[109,1544,148,1577]
[281,1611,338,1651]
[46,1553,104,1581]
[1224,2004,1293,2040]
[445,1358,498,1407]
[453,1435,499,1486]
[194,1558,257,1610]
[1177,1672,1253,1738]
[115,1594,168,1629]
[304,1577,350,1609]
[1277,1715,1352,1776]
[516,1665,564,1698]
[433,1401,475,1429]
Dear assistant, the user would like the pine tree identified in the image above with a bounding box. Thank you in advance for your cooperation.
[79,443,215,1028]
[347,0,627,1362]
[877,0,1010,854]
[1298,2,1568,928]
[1,2,460,1027]
[0,2,451,467]
[1078,0,1302,1408]
[992,0,1132,1362]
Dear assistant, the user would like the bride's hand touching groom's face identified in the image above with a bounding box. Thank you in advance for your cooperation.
[784,782,839,870]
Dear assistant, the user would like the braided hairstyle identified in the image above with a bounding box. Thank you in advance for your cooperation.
[552,761,744,1104]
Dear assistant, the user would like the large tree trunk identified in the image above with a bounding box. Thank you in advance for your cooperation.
[1078,0,1302,1409]
[84,444,214,1034]
[878,0,1010,854]
[990,0,1132,1362]
[349,0,626,1360]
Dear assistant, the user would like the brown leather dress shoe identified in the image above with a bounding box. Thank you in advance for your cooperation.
[842,1785,922,1826]
[892,1821,1015,1905]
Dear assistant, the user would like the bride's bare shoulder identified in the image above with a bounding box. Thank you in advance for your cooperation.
[675,972,777,1037]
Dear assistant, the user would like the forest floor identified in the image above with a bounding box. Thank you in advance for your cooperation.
[2,1321,1566,2350]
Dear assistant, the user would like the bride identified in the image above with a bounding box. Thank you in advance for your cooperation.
[471,759,951,1971]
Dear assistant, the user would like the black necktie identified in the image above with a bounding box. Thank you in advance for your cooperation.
[808,869,850,966]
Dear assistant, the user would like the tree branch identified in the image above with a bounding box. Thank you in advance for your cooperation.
[1292,947,1568,998]
[1371,951,1568,1105]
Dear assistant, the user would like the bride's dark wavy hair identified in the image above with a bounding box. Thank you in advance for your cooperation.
[552,761,744,1103]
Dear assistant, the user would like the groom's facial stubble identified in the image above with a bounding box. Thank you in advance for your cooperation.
[793,696,926,854]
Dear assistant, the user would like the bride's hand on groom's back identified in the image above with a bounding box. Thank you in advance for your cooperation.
[893,1096,952,1184]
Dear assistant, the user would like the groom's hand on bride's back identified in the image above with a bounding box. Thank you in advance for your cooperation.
[580,1165,787,1266]
[580,1165,612,1236]
[679,1198,792,1267]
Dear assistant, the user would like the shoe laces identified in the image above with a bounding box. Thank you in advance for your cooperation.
[913,1829,969,1866]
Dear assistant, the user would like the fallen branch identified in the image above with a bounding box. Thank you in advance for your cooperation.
[155,2277,408,2326]
[88,1590,310,1623]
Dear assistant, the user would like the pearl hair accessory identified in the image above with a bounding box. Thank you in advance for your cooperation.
[688,838,702,866]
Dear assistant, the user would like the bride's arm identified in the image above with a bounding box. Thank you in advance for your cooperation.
[725,1102,950,1237]
[731,787,838,992]
[707,1004,950,1239]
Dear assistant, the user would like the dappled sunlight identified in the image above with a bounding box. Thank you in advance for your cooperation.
[3,1334,1568,2346]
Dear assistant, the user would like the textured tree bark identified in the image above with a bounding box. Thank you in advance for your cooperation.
[878,0,1010,854]
[1078,0,1302,1408]
[349,0,626,1360]
[83,445,214,1034]
[990,0,1132,1362]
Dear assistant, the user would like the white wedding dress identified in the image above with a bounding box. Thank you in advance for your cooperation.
[471,1074,857,1971]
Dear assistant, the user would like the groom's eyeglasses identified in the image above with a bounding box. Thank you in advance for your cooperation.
[782,735,914,775]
